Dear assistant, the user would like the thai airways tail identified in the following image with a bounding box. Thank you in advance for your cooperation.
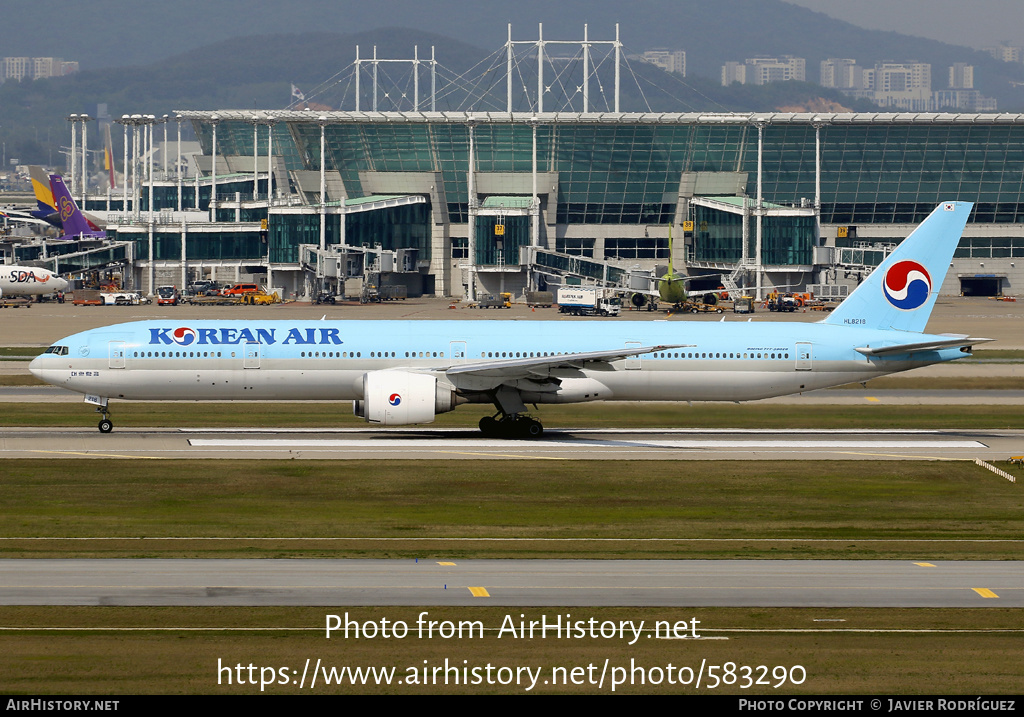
[49,174,105,240]
[824,201,972,334]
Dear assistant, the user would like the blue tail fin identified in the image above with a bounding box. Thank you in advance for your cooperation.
[824,201,972,333]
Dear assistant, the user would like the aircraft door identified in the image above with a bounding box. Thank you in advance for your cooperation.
[795,342,812,371]
[243,342,261,369]
[108,341,126,369]
[625,341,642,370]
[450,341,468,363]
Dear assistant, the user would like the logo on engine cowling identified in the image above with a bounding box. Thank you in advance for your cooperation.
[388,393,402,406]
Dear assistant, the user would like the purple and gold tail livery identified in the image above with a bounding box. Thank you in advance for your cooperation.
[48,174,106,241]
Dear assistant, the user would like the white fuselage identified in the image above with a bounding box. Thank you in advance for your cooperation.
[0,266,68,297]
[29,319,965,406]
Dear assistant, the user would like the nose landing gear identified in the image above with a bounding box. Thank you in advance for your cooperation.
[95,406,113,433]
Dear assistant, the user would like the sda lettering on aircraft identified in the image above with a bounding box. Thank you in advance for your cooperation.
[6,270,51,283]
[149,327,345,346]
[882,260,932,311]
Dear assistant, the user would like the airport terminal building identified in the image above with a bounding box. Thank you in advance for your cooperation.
[28,111,1024,300]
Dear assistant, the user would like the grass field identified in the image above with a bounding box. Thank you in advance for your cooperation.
[3,455,1021,695]
[1,459,1020,560]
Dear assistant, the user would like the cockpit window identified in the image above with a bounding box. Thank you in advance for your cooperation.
[44,346,69,356]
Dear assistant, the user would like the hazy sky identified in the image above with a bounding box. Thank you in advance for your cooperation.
[784,0,1024,49]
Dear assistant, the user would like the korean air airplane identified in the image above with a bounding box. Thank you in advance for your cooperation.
[30,202,989,437]
[0,265,68,298]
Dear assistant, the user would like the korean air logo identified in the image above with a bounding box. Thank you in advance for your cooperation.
[882,260,932,311]
[171,327,197,346]
[388,393,402,406]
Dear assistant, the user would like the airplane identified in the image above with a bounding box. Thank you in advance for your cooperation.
[27,166,105,233]
[30,201,990,436]
[0,208,54,228]
[0,265,69,298]
[47,174,106,242]
[658,224,687,305]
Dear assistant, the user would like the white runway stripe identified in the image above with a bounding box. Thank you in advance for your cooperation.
[188,438,987,449]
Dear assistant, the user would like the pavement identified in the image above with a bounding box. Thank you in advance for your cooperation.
[1,559,1019,607]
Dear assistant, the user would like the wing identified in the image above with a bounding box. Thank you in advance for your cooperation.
[433,343,691,380]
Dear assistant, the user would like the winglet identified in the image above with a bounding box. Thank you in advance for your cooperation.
[824,202,972,333]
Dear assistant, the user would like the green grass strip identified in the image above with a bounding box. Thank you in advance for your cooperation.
[2,460,1020,560]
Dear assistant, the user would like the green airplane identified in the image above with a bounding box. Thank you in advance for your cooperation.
[658,225,688,306]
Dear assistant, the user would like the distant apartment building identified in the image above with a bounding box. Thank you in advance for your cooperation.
[948,63,973,89]
[1,57,30,82]
[0,56,79,83]
[819,58,995,112]
[985,44,1024,64]
[641,49,686,76]
[820,58,862,89]
[935,64,996,110]
[721,56,805,86]
[933,89,998,112]
[721,61,746,86]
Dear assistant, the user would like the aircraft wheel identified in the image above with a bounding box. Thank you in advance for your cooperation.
[98,418,113,434]
[525,419,544,438]
[479,416,498,437]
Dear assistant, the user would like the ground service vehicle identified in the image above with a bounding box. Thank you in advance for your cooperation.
[477,293,512,309]
[221,283,259,296]
[733,296,756,314]
[557,287,621,316]
[766,292,799,312]
[683,300,724,314]
[156,286,179,306]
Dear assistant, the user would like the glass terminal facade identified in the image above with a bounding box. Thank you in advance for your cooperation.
[104,111,1021,296]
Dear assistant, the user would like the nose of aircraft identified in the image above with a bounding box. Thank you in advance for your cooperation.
[28,354,43,379]
[54,276,69,292]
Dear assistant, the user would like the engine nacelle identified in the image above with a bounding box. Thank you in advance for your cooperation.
[355,371,458,425]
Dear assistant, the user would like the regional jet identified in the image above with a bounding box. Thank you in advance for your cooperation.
[30,202,989,436]
[0,265,68,298]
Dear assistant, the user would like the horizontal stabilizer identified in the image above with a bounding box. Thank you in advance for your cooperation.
[855,336,994,356]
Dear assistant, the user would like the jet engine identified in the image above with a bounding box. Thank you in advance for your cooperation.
[353,371,460,425]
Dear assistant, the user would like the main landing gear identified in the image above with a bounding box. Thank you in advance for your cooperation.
[478,413,544,439]
[96,406,113,433]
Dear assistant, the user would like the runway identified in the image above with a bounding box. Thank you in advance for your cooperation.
[2,559,1019,607]
[0,425,1016,460]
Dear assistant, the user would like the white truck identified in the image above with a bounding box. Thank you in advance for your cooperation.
[556,287,621,317]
